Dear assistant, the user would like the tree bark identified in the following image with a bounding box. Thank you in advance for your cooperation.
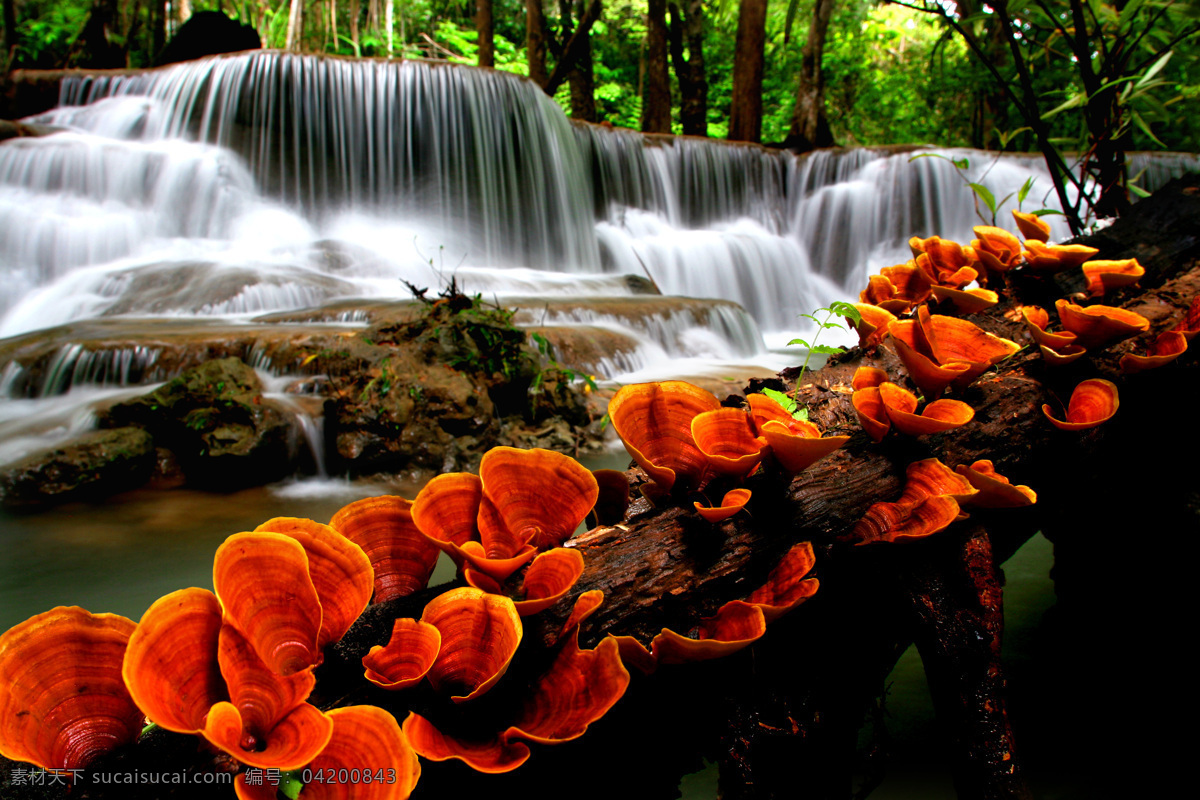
[668,0,707,136]
[642,0,672,133]
[729,0,767,142]
[476,0,494,68]
[786,0,836,150]
[526,0,549,87]
[285,0,304,51]
[543,0,602,97]
[3,0,18,64]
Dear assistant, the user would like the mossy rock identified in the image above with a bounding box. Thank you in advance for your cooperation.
[99,357,295,489]
[0,427,155,510]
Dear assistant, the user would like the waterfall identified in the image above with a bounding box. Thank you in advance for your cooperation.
[2,51,1197,369]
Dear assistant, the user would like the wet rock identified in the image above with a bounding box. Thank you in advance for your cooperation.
[0,427,155,510]
[99,357,295,489]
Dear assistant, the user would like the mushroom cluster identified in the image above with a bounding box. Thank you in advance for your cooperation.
[609,380,848,522]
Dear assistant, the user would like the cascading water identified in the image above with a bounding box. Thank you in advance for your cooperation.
[1,50,1197,463]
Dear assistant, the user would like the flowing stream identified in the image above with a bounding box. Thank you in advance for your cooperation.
[0,51,1196,796]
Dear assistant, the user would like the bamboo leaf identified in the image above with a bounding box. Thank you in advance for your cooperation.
[1131,109,1166,147]
[1018,176,1035,204]
[1042,93,1086,120]
[1136,51,1173,90]
[968,182,998,215]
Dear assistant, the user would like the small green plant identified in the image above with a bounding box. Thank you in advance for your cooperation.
[771,302,862,421]
[528,332,598,396]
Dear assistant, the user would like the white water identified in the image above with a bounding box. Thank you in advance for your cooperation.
[1,51,1197,467]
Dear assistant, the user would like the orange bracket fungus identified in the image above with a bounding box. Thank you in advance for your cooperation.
[1019,305,1078,350]
[691,407,769,481]
[124,585,335,771]
[478,446,600,552]
[464,547,586,615]
[612,600,769,674]
[694,488,752,523]
[1172,295,1200,339]
[931,284,999,314]
[743,541,820,623]
[402,593,630,775]
[122,588,225,735]
[213,532,324,676]
[848,303,898,346]
[850,494,961,545]
[412,448,597,581]
[329,495,442,603]
[1020,241,1100,272]
[896,458,979,507]
[252,517,374,654]
[745,393,849,473]
[1041,378,1120,430]
[1082,258,1145,297]
[891,309,1015,398]
[1119,330,1188,374]
[878,383,975,437]
[236,706,421,800]
[955,460,1037,508]
[971,225,1023,276]
[362,618,442,691]
[0,607,143,772]
[420,587,523,703]
[1012,209,1051,242]
[608,380,721,494]
[201,626,334,770]
[1055,299,1150,350]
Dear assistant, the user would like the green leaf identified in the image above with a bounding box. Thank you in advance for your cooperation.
[787,338,812,348]
[999,127,1033,149]
[1135,51,1173,90]
[828,301,862,323]
[1131,109,1166,147]
[762,388,797,415]
[809,344,845,355]
[1041,93,1086,120]
[794,407,810,422]
[1017,176,1035,204]
[279,773,304,800]
[968,182,998,216]
[1129,184,1152,198]
[1031,209,1065,217]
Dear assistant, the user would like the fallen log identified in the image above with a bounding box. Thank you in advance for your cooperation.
[2,174,1197,799]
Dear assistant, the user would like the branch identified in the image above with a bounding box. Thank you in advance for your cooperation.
[544,0,603,95]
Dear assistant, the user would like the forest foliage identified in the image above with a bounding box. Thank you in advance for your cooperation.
[2,0,1197,159]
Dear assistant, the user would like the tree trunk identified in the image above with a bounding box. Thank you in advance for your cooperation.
[567,1,597,121]
[3,0,18,64]
[285,0,304,51]
[348,0,360,55]
[526,0,549,87]
[668,0,707,136]
[786,0,835,150]
[642,0,672,133]
[543,0,601,96]
[729,0,767,143]
[476,0,494,68]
